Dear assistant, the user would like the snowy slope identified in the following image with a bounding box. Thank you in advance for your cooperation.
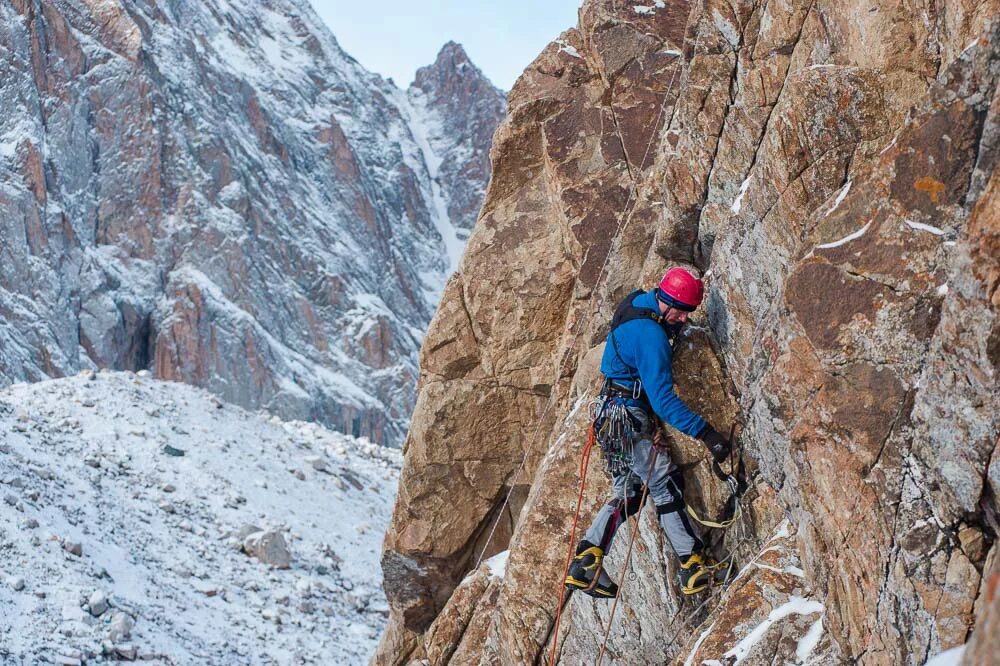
[0,371,400,664]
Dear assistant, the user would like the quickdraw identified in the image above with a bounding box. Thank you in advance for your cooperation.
[591,393,644,476]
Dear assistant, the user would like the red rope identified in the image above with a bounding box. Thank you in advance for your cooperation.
[547,425,596,665]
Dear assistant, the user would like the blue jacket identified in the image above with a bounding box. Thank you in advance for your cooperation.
[600,289,707,437]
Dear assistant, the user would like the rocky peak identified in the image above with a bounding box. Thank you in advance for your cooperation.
[407,42,508,236]
[411,41,480,100]
[0,0,504,446]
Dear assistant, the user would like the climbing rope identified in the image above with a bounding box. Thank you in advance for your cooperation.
[547,424,598,665]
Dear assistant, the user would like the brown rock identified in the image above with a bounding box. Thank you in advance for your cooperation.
[378,3,999,664]
[964,546,1000,665]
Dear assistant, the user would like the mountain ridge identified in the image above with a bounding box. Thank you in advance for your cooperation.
[0,0,506,446]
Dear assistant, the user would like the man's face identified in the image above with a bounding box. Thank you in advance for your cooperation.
[656,296,693,330]
[662,307,690,325]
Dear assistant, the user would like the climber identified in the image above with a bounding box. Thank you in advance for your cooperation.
[564,267,732,598]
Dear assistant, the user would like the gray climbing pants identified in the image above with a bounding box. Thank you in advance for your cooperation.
[584,404,703,559]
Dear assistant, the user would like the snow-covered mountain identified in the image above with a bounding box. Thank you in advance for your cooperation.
[0,0,506,445]
[0,371,400,664]
[407,41,507,261]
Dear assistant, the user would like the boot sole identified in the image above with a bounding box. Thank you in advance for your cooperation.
[565,576,617,598]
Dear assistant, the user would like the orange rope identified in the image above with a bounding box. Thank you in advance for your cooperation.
[595,445,659,666]
[547,425,596,665]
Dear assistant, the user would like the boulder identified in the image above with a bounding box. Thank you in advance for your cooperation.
[243,529,292,569]
[88,590,108,616]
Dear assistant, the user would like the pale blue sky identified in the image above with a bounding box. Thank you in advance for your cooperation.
[307,0,582,91]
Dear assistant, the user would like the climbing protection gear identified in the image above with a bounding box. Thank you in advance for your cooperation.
[656,267,704,311]
[698,426,732,463]
[678,552,729,595]
[685,423,748,530]
[564,541,619,598]
[592,391,647,476]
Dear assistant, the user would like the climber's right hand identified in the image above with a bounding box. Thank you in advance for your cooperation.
[698,426,731,464]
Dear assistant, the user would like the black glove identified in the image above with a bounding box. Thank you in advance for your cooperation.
[698,426,731,464]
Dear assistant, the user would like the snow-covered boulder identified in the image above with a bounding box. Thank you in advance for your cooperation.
[242,529,292,569]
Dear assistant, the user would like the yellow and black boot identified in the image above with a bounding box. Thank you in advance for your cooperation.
[564,541,618,599]
[678,552,723,595]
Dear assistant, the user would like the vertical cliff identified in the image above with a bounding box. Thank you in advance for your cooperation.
[377,0,998,663]
[0,0,504,444]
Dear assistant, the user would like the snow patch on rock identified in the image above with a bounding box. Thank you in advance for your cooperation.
[484,550,510,579]
[723,596,825,664]
[904,219,946,235]
[731,176,752,213]
[815,220,872,249]
[824,180,852,216]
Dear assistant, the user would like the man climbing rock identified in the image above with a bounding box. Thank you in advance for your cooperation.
[564,267,731,598]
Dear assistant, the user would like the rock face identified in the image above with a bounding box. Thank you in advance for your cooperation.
[0,1,504,445]
[376,1,998,663]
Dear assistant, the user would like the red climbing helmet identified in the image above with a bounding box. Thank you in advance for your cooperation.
[657,267,704,311]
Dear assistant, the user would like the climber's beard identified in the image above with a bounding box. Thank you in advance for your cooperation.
[662,321,685,338]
